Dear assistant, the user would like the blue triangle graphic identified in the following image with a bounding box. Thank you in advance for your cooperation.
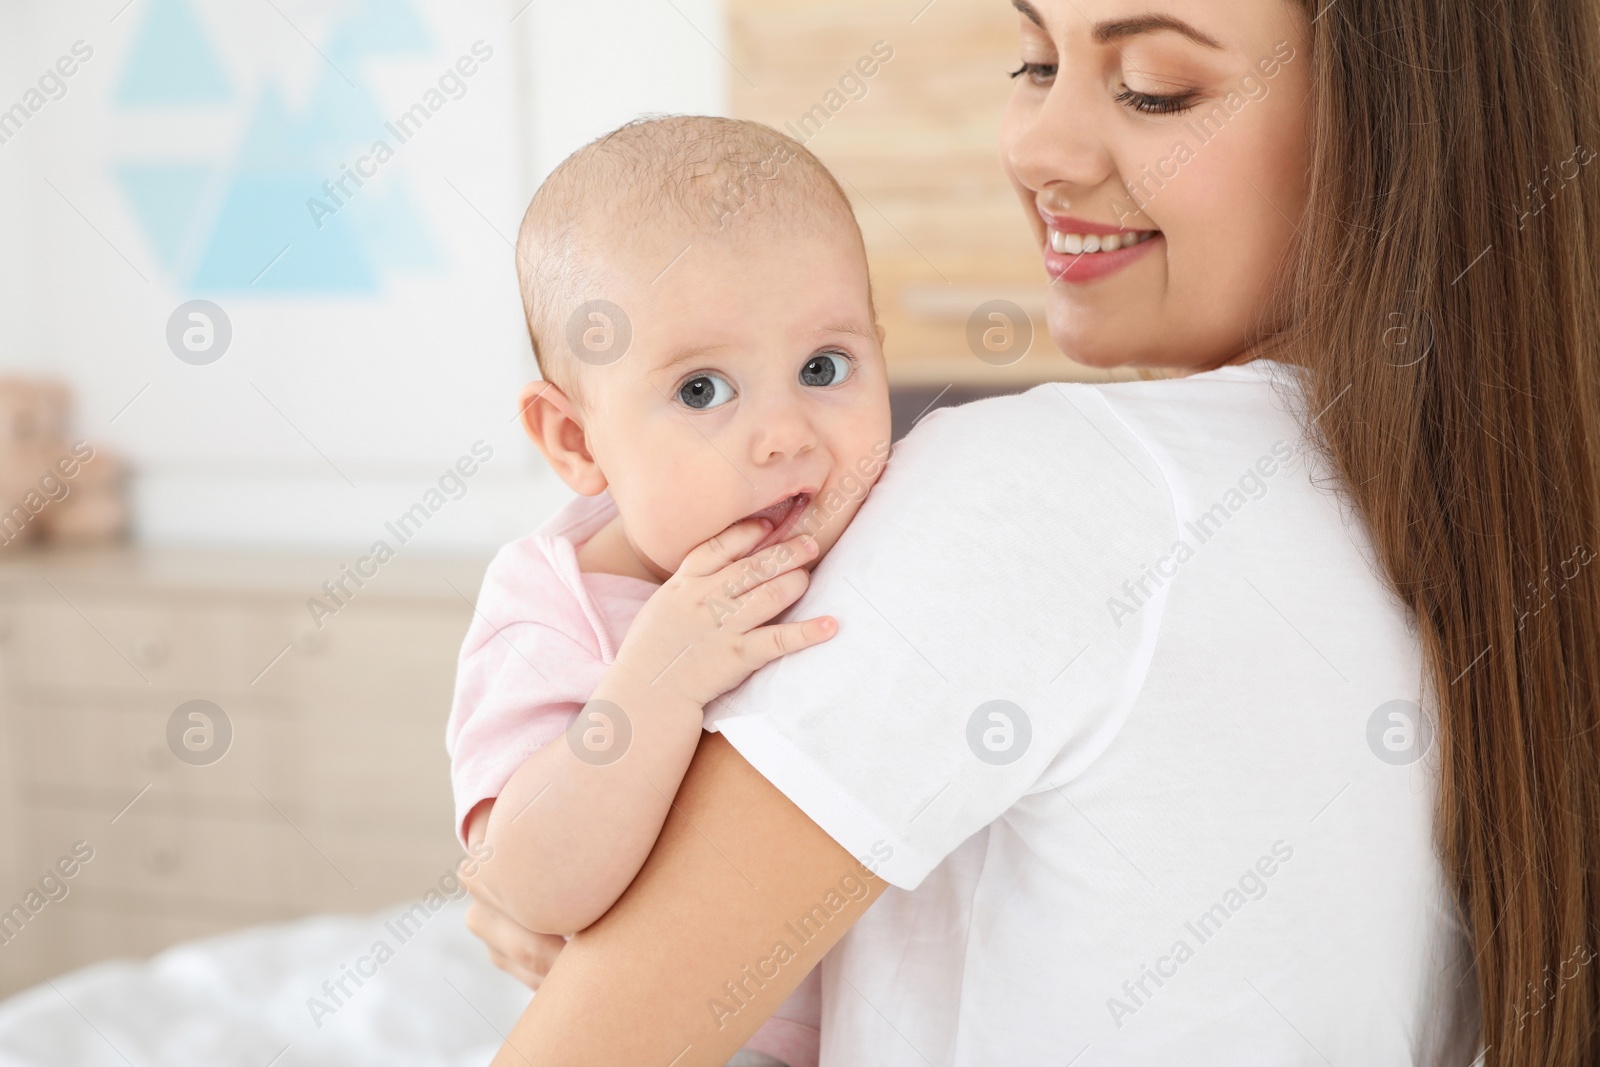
[116,163,213,271]
[116,0,233,105]
[347,179,440,272]
[329,0,432,63]
[191,171,378,293]
[233,85,303,172]
[113,0,447,293]
[284,67,390,174]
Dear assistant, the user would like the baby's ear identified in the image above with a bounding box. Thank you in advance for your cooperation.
[517,379,607,496]
[875,322,887,346]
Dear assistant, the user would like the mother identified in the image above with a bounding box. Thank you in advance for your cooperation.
[474,0,1600,1061]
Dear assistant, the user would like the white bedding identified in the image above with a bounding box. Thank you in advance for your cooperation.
[0,899,532,1066]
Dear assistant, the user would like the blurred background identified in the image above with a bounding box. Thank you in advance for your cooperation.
[0,0,1130,1060]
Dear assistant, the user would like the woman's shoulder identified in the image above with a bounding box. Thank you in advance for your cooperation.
[915,359,1298,430]
[827,380,1184,611]
[893,362,1306,506]
[894,380,1144,467]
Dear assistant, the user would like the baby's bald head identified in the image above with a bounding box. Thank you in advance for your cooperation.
[515,115,868,410]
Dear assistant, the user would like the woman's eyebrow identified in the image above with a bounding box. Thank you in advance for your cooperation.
[1095,13,1223,49]
[1010,1,1224,51]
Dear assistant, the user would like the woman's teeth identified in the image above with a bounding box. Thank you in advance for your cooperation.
[1048,229,1158,254]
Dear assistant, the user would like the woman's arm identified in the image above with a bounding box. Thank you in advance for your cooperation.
[490,730,889,1067]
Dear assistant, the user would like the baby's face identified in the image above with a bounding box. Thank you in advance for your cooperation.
[579,225,893,581]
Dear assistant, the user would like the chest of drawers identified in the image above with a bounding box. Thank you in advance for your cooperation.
[0,547,488,996]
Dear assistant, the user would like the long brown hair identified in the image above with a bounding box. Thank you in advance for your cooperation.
[1266,0,1600,1060]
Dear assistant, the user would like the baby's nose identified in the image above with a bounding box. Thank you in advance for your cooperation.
[749,403,819,459]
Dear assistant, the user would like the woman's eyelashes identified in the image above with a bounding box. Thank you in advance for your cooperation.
[1008,60,1056,85]
[1008,61,1199,115]
[1114,86,1198,115]
[674,350,858,411]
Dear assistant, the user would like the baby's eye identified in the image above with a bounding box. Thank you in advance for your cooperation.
[677,372,735,410]
[799,350,855,388]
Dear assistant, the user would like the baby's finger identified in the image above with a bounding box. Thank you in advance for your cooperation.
[743,615,838,668]
[728,565,811,628]
[677,517,773,578]
[717,531,819,598]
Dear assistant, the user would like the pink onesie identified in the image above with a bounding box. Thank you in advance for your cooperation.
[446,488,821,1067]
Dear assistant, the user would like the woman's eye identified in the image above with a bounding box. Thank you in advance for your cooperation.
[1115,86,1197,115]
[799,350,854,388]
[1010,58,1196,115]
[677,372,734,410]
[1008,60,1056,85]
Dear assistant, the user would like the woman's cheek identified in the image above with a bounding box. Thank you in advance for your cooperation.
[1162,146,1250,289]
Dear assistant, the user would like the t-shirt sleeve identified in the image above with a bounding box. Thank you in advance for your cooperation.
[444,541,603,846]
[704,385,1177,889]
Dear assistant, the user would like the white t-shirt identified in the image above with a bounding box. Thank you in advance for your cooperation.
[705,359,1478,1065]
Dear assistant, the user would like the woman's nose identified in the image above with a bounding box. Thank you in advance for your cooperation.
[1005,76,1115,197]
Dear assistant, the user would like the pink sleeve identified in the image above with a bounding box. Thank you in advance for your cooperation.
[448,539,823,1067]
[445,540,609,845]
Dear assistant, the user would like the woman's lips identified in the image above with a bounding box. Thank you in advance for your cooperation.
[1042,227,1163,284]
[1034,206,1162,285]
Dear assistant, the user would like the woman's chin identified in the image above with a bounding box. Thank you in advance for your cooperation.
[1056,344,1134,370]
[1043,297,1125,368]
[1045,303,1199,373]
[1046,318,1146,371]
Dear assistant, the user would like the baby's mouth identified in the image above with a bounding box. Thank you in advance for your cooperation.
[745,492,813,553]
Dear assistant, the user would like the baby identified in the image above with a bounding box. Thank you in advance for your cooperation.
[446,115,894,1067]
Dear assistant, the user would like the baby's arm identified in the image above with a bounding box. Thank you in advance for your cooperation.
[474,517,834,935]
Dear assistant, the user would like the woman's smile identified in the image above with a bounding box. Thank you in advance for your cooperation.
[1037,205,1163,283]
[1042,227,1163,283]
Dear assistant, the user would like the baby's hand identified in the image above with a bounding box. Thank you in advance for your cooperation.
[614,517,836,706]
